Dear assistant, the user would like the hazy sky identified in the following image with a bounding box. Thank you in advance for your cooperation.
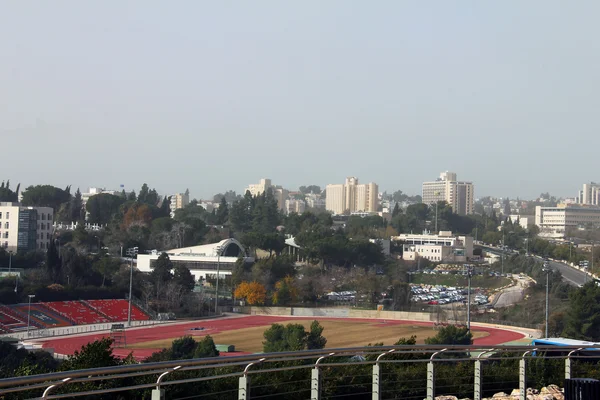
[2,1,599,200]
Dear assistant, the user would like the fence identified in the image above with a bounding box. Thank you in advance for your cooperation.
[0,344,596,400]
[3,319,168,341]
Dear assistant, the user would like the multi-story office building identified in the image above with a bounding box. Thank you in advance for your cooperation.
[422,171,474,215]
[577,182,600,205]
[392,231,473,263]
[0,202,54,252]
[325,177,378,215]
[535,204,600,238]
[244,178,288,211]
[170,192,190,218]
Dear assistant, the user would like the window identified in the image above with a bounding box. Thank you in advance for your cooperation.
[0,212,2,219]
[46,233,50,240]
[3,222,8,229]
[3,242,7,248]
[2,232,7,239]
[41,213,45,220]
[47,223,51,230]
[6,212,8,219]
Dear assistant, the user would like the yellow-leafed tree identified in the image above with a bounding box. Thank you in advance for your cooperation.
[272,276,298,306]
[234,281,267,305]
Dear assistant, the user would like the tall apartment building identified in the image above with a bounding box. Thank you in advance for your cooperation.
[244,178,288,211]
[170,191,190,218]
[577,182,600,205]
[0,202,54,252]
[325,177,378,215]
[285,199,306,215]
[422,171,474,215]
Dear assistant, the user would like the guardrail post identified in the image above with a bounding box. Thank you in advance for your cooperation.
[474,359,482,400]
[427,361,435,400]
[152,366,181,400]
[519,350,534,400]
[474,349,495,400]
[312,353,334,400]
[239,358,266,400]
[373,349,395,400]
[427,349,447,400]
[565,348,582,380]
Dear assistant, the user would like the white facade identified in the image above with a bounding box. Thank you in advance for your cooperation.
[535,205,600,238]
[285,199,306,215]
[577,183,600,206]
[0,202,53,252]
[392,231,473,263]
[422,172,474,215]
[137,239,254,281]
[325,177,378,215]
[508,215,534,230]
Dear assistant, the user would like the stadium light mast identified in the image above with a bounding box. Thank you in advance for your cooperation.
[542,260,551,338]
[215,245,221,315]
[126,247,138,327]
[465,264,473,331]
[26,294,35,336]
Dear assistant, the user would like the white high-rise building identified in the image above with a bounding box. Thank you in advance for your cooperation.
[422,172,474,215]
[325,177,378,215]
[577,182,600,205]
[0,202,54,252]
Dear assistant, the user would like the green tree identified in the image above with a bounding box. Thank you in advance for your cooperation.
[61,338,120,370]
[0,180,19,202]
[425,325,473,346]
[86,193,126,225]
[229,191,255,233]
[306,320,327,349]
[151,252,174,283]
[263,323,309,353]
[194,335,220,358]
[171,336,198,360]
[69,188,84,221]
[173,265,196,292]
[563,282,600,341]
[216,197,229,225]
[21,185,71,210]
[46,240,61,283]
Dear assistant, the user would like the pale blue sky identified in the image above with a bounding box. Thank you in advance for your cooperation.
[1,1,599,200]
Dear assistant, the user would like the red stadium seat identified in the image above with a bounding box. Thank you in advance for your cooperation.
[87,300,150,322]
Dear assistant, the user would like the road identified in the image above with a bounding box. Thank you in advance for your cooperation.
[478,245,589,287]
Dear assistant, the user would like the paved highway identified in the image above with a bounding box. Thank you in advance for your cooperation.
[478,245,590,287]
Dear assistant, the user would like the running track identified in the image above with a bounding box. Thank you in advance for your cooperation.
[37,316,525,360]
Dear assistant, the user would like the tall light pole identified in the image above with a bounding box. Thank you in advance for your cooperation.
[8,251,12,274]
[215,247,221,315]
[126,247,138,327]
[542,260,551,338]
[466,264,473,331]
[27,294,35,336]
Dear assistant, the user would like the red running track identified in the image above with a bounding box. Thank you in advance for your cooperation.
[39,316,525,360]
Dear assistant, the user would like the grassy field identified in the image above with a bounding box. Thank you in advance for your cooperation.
[410,274,512,289]
[126,320,488,353]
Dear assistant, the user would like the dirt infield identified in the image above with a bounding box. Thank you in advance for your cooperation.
[38,315,525,360]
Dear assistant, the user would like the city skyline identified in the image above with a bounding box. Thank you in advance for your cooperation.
[2,2,600,199]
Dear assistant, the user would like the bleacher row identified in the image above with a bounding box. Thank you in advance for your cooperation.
[0,300,150,333]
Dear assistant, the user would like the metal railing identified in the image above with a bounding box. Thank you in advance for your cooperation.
[0,345,596,400]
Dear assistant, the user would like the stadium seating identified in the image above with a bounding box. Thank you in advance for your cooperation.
[0,305,28,330]
[88,299,150,322]
[10,304,73,328]
[45,301,110,325]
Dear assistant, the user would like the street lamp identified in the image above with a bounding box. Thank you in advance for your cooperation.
[542,260,551,338]
[215,246,222,315]
[465,264,473,331]
[126,247,138,327]
[8,251,12,274]
[27,294,35,336]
